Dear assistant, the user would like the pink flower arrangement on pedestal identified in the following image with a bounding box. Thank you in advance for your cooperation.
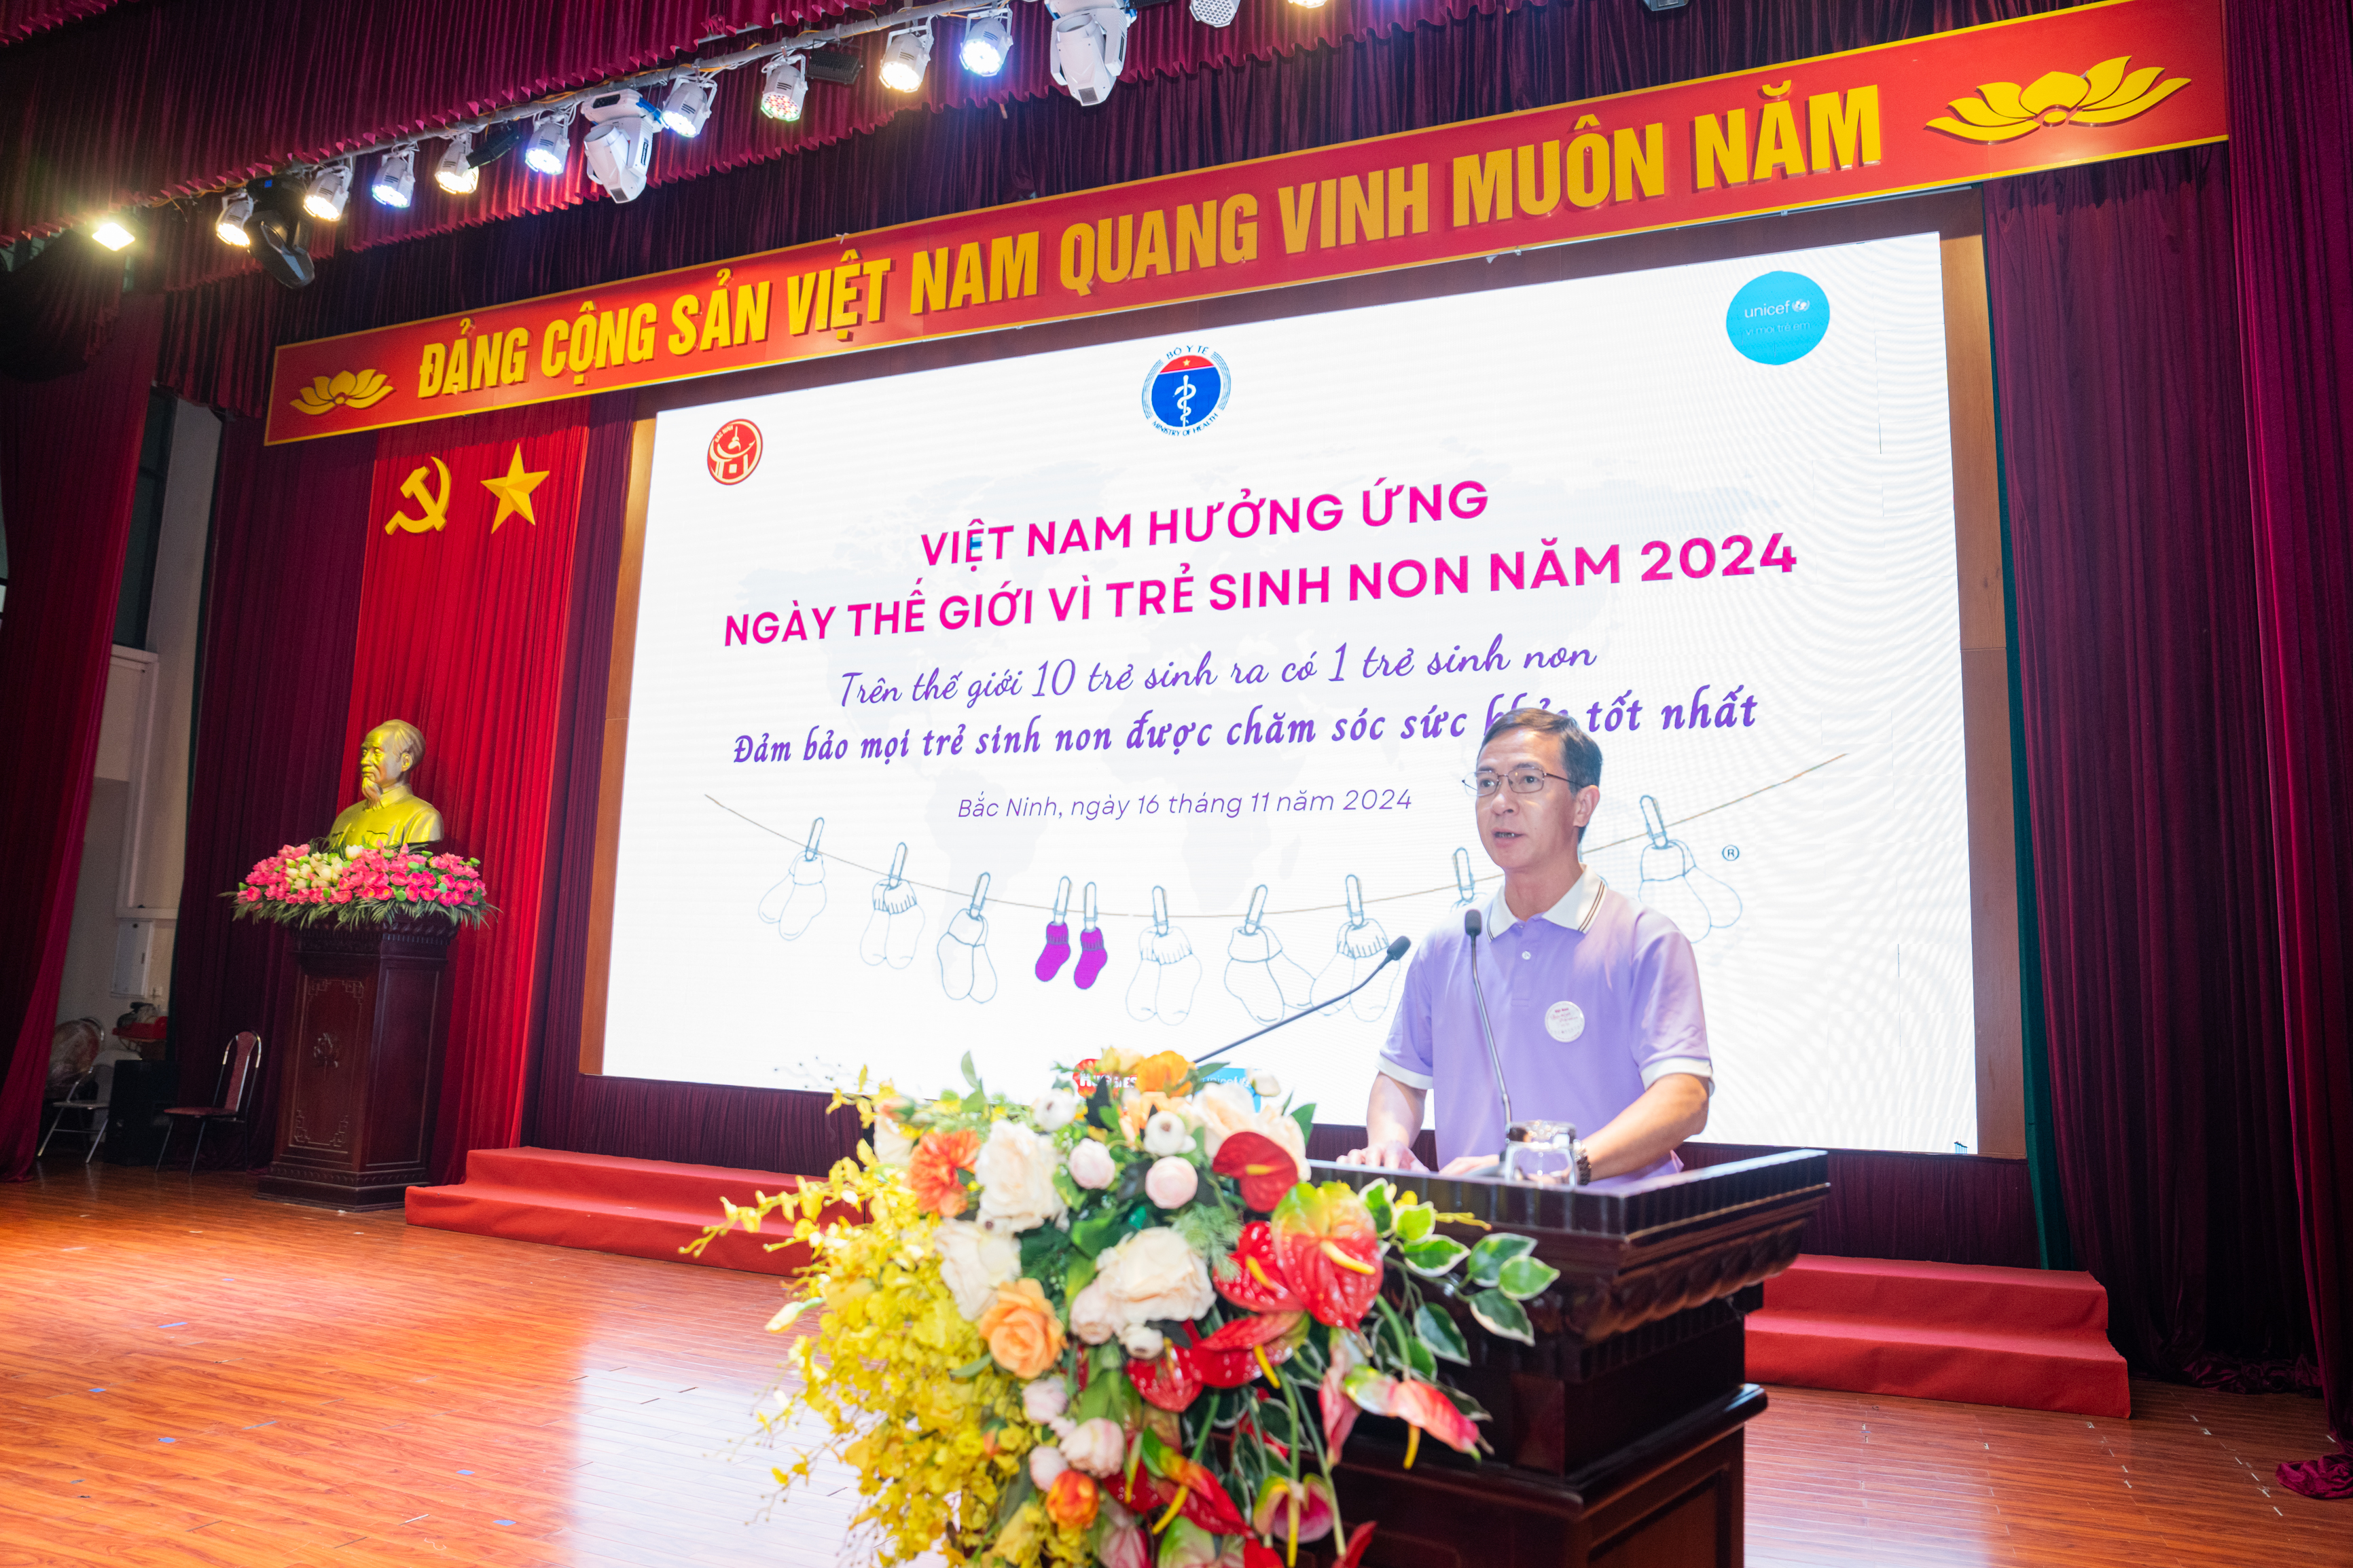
[228,844,494,929]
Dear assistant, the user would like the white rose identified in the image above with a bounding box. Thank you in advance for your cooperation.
[1143,1111,1193,1156]
[1060,1417,1127,1478]
[1068,1138,1117,1190]
[1028,1445,1068,1488]
[1022,1375,1069,1424]
[1248,1070,1282,1099]
[1094,1227,1215,1326]
[871,1114,916,1168]
[1030,1089,1081,1131]
[933,1218,1021,1319]
[1119,1324,1166,1360]
[975,1118,1068,1234]
[1068,1280,1123,1345]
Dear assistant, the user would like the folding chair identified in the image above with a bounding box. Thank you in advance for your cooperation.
[37,1072,110,1163]
[158,1032,264,1175]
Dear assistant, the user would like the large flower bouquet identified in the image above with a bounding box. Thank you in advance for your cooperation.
[228,844,494,929]
[695,1048,1562,1567]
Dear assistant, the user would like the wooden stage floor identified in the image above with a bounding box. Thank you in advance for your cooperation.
[2,1163,2342,1567]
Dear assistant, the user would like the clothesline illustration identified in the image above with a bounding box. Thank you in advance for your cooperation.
[937,871,999,1004]
[1126,886,1202,1026]
[1634,792,1743,942]
[706,752,1843,921]
[755,816,827,938]
[1224,883,1315,1023]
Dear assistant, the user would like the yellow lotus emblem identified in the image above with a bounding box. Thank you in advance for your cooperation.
[288,368,396,416]
[1928,56,2189,143]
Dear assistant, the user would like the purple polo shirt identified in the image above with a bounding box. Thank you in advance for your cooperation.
[1378,871,1712,1180]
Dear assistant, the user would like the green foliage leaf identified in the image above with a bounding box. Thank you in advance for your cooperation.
[1496,1255,1561,1301]
[1399,1327,1436,1381]
[1062,1254,1096,1301]
[1359,1180,1396,1239]
[1020,1223,1074,1280]
[959,1051,981,1091]
[1414,1304,1470,1364]
[1070,1207,1132,1257]
[1468,1288,1534,1345]
[1399,1235,1470,1278]
[1393,1204,1436,1245]
[1291,1104,1316,1145]
[1465,1231,1538,1288]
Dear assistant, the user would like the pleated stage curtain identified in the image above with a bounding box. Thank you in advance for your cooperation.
[1986,145,2313,1385]
[341,401,598,1182]
[165,418,378,1150]
[2225,0,2353,1497]
[0,284,161,1180]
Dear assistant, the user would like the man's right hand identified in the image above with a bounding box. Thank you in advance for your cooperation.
[1341,1140,1424,1170]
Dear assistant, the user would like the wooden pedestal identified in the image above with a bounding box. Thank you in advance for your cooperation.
[257,923,455,1210]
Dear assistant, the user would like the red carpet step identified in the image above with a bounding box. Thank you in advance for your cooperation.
[406,1146,828,1275]
[1746,1254,2130,1418]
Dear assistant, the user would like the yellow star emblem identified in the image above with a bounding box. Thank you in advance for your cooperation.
[481,444,550,531]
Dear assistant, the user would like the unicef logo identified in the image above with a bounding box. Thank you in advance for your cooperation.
[1143,346,1231,435]
[1725,272,1831,365]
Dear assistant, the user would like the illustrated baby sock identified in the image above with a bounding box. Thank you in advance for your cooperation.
[1035,875,1074,981]
[1072,882,1109,989]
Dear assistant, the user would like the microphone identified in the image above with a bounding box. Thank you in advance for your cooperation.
[1193,934,1411,1066]
[1464,907,1513,1129]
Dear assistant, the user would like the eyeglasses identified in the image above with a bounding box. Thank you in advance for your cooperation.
[1462,767,1574,799]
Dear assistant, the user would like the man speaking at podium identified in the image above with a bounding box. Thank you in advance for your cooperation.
[1344,707,1712,1184]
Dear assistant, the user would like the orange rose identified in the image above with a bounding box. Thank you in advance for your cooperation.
[908,1129,981,1217]
[1043,1468,1099,1531]
[1132,1051,1193,1095]
[975,1277,1067,1380]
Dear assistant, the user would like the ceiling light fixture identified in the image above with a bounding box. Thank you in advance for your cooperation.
[960,8,1014,75]
[436,132,480,194]
[878,24,934,94]
[659,74,717,137]
[215,189,255,246]
[1047,1,1132,107]
[581,90,657,204]
[759,53,809,122]
[370,145,418,208]
[303,160,353,221]
[524,110,574,176]
[90,214,138,251]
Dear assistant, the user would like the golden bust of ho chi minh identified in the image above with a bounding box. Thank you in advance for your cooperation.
[326,718,446,852]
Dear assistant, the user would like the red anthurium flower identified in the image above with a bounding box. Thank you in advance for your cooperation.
[1139,1430,1250,1537]
[1185,1343,1260,1389]
[1215,1222,1304,1313]
[1335,1522,1381,1567]
[1250,1476,1335,1544]
[1242,1542,1285,1568]
[1128,1347,1204,1412]
[1268,1182,1384,1327]
[1196,1310,1305,1353]
[1321,1334,1367,1451]
[1387,1381,1483,1455]
[1213,1130,1303,1211]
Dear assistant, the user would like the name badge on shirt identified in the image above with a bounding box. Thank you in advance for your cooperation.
[1545,1000,1585,1042]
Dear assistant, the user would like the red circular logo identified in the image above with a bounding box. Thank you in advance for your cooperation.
[707,419,761,485]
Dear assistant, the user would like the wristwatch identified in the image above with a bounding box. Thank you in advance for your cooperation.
[1570,1139,1593,1187]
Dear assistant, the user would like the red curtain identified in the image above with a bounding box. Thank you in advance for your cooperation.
[0,0,123,47]
[166,418,378,1148]
[2227,0,2353,1497]
[1986,145,2313,1384]
[342,401,592,1181]
[0,283,162,1180]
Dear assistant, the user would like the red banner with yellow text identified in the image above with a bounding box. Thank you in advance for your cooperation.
[267,0,2223,445]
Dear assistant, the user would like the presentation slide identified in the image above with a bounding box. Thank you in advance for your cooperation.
[602,230,1978,1154]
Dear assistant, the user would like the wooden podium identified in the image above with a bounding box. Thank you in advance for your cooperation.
[1314,1150,1829,1568]
[255,922,456,1209]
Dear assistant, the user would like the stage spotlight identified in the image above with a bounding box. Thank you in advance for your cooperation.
[524,111,573,175]
[660,74,717,136]
[960,8,1013,75]
[370,145,417,208]
[468,120,527,170]
[582,90,656,204]
[303,160,353,221]
[1190,0,1240,22]
[760,52,809,121]
[878,24,933,93]
[436,132,480,194]
[215,188,254,246]
[90,213,138,251]
[1046,1,1131,107]
[252,206,316,290]
[1639,0,1689,10]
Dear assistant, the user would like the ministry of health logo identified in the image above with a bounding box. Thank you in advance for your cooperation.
[1143,346,1231,436]
[707,418,762,484]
